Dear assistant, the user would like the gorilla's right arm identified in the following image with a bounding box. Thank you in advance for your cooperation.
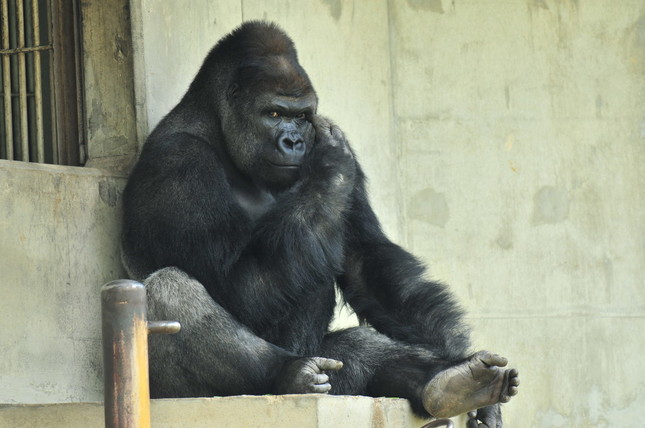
[122,118,355,336]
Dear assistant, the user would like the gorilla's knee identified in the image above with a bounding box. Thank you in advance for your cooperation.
[145,267,215,323]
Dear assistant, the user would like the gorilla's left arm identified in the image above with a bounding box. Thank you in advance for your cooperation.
[337,164,471,361]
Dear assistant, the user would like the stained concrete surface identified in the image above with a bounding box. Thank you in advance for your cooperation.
[0,395,427,428]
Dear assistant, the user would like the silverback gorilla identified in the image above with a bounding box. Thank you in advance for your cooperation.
[122,21,519,427]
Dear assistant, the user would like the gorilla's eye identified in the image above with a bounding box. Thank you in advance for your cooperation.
[268,111,280,118]
[295,113,306,120]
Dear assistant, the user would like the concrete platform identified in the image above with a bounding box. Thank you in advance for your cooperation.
[0,395,435,428]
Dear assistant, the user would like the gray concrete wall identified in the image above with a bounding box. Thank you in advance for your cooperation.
[389,1,645,426]
[0,1,134,405]
[0,160,126,403]
[132,1,644,426]
[0,0,133,405]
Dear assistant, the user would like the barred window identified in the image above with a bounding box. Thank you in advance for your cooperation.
[0,0,83,166]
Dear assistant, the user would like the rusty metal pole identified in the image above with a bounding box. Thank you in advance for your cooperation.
[101,280,180,428]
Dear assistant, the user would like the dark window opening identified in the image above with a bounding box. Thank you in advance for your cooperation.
[0,0,84,166]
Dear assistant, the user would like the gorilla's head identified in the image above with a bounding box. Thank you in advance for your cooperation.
[193,22,319,191]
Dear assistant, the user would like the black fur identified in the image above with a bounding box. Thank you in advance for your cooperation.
[122,21,480,419]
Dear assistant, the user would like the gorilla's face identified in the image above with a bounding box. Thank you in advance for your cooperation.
[224,89,317,191]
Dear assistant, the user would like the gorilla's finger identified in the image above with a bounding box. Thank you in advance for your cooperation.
[466,419,478,428]
[509,368,519,381]
[312,357,343,371]
[466,410,478,428]
[311,115,345,146]
[309,114,332,131]
[329,123,345,141]
[312,383,332,393]
[313,373,329,385]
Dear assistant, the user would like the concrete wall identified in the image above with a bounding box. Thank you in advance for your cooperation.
[0,160,126,403]
[390,1,645,426]
[0,0,134,405]
[132,1,644,426]
[401,3,644,424]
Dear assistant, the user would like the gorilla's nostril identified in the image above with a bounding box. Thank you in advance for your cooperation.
[280,136,303,152]
[280,139,293,151]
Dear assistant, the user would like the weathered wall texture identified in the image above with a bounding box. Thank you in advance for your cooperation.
[0,1,133,405]
[392,2,644,426]
[81,1,138,173]
[0,160,126,403]
[133,1,644,426]
[389,1,645,426]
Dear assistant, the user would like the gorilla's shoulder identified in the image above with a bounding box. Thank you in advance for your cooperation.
[140,132,219,165]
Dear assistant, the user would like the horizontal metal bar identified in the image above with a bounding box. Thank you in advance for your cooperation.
[0,45,53,55]
[148,320,181,335]
[2,92,38,97]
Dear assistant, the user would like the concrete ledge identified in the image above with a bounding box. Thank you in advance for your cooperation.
[0,395,432,428]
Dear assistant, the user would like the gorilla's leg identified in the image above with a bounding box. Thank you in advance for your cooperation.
[321,327,518,419]
[321,327,449,415]
[145,267,341,397]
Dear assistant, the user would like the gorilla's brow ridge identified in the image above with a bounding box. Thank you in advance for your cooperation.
[238,54,313,97]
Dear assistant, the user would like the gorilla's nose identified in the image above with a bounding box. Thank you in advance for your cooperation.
[278,133,305,155]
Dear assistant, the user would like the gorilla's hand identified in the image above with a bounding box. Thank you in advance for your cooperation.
[467,404,503,428]
[274,357,343,394]
[277,114,356,229]
[307,115,357,191]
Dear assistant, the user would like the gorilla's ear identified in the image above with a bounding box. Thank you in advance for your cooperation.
[227,83,240,102]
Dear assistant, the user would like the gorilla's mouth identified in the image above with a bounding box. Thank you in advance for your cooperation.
[268,161,300,169]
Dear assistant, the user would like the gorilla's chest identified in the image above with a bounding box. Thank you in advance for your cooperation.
[232,185,276,222]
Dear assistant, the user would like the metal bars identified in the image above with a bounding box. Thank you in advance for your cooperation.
[16,0,29,161]
[30,0,43,162]
[0,0,51,163]
[1,0,13,159]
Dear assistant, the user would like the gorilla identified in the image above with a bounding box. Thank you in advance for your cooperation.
[122,21,518,426]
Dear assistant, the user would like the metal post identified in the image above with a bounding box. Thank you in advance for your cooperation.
[30,0,44,163]
[16,0,29,161]
[101,280,180,428]
[1,0,14,159]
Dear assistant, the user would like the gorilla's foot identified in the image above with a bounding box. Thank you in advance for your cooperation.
[275,357,343,394]
[422,351,519,418]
